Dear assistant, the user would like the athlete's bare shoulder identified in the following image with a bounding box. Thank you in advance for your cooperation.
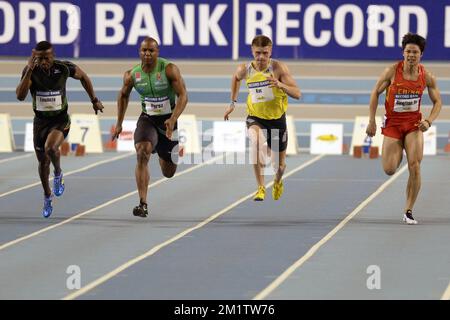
[380,63,397,81]
[387,62,398,73]
[121,69,134,89]
[272,59,290,73]
[234,63,247,81]
[423,67,437,86]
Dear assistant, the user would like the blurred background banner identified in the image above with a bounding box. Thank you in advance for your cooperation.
[0,0,449,60]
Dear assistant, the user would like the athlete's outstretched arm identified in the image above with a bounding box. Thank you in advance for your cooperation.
[418,71,442,132]
[73,66,104,114]
[270,61,301,99]
[112,70,133,140]
[224,63,246,120]
[164,63,188,139]
[366,65,395,137]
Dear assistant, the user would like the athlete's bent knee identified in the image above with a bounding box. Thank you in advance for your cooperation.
[384,168,397,176]
[408,161,420,176]
[136,148,151,164]
[45,145,59,157]
[162,166,176,178]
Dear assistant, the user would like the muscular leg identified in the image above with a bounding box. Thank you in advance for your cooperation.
[269,128,286,200]
[36,129,65,197]
[248,124,267,187]
[271,150,286,183]
[35,150,52,197]
[269,128,287,183]
[135,142,152,204]
[381,136,404,176]
[44,129,65,176]
[404,130,424,212]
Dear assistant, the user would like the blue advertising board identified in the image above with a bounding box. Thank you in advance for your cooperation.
[0,0,448,60]
[238,0,449,60]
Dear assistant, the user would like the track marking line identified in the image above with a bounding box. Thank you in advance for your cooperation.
[0,155,224,252]
[253,164,408,300]
[0,153,134,199]
[63,154,325,300]
[441,282,450,300]
[0,154,33,164]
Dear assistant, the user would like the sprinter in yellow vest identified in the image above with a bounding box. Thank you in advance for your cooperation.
[112,37,188,217]
[224,35,301,201]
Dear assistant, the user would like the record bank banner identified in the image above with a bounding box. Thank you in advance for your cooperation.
[0,0,449,60]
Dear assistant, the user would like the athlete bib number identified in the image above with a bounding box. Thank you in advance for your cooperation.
[144,96,172,116]
[393,94,420,113]
[248,80,274,104]
[36,91,62,111]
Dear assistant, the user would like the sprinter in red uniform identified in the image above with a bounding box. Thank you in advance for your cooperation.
[366,33,442,225]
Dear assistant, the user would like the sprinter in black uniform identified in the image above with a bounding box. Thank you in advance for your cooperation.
[16,41,104,218]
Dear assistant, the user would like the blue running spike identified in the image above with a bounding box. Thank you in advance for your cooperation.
[42,196,53,218]
[53,172,65,197]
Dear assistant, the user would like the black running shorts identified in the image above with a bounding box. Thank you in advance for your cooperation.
[246,113,288,152]
[33,113,70,152]
[134,113,179,164]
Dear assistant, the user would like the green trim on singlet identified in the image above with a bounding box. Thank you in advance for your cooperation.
[130,58,176,115]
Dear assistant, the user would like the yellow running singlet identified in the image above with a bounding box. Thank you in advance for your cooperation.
[245,60,288,120]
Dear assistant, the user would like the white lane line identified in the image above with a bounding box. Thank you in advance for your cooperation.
[0,152,134,199]
[0,154,33,164]
[253,164,408,300]
[441,282,450,300]
[0,155,224,252]
[63,154,325,300]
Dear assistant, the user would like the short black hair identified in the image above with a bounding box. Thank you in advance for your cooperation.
[35,41,53,51]
[402,33,426,53]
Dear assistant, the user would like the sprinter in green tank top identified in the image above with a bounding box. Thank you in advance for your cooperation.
[112,37,188,218]
[16,41,104,218]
